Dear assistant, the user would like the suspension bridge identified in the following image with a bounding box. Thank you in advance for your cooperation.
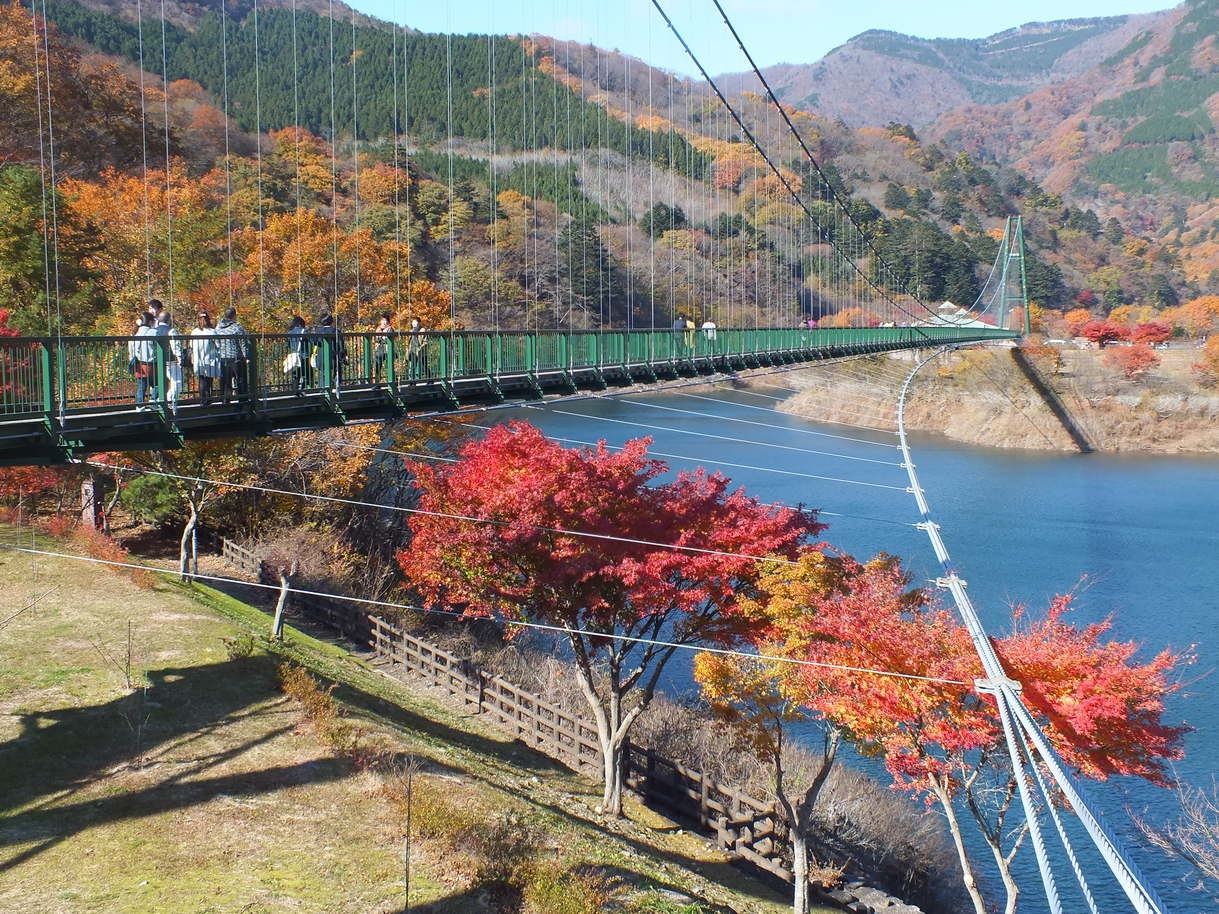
[0,322,1015,465]
[2,0,1184,910]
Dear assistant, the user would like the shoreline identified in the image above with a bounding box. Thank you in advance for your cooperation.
[761,348,1219,458]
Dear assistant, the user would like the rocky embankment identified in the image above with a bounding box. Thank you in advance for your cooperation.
[773,347,1219,455]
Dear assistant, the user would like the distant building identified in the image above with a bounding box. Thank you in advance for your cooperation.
[927,300,995,330]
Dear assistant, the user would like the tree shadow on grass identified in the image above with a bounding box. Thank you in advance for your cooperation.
[0,649,572,869]
[0,655,282,817]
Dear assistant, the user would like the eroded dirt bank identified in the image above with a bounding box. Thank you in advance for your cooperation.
[769,347,1219,455]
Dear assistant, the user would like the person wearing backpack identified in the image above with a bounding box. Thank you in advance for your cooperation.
[215,306,251,404]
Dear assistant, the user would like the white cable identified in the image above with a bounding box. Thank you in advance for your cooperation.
[620,397,902,460]
[0,543,968,688]
[325,436,918,529]
[526,406,909,488]
[80,460,815,566]
[675,390,901,445]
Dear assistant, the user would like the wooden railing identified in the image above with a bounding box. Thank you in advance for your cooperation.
[219,537,923,914]
[370,616,603,776]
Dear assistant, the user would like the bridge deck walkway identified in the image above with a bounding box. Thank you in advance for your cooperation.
[0,325,1017,464]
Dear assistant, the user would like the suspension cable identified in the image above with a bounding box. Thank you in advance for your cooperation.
[647,0,936,334]
[0,542,970,687]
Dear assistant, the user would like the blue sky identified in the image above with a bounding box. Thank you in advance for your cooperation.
[350,0,1175,76]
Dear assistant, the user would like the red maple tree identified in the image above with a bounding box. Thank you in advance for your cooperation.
[696,549,932,914]
[1130,322,1173,345]
[399,420,821,816]
[1078,319,1131,347]
[1104,342,1161,379]
[804,588,1190,914]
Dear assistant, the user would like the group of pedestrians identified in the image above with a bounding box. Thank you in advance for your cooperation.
[672,313,718,346]
[130,301,428,409]
[129,300,247,411]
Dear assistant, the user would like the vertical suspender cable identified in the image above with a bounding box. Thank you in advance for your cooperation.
[136,0,153,301]
[625,42,635,330]
[32,0,65,417]
[220,0,235,317]
[253,0,266,325]
[646,14,655,331]
[391,6,402,317]
[292,0,305,316]
[445,31,456,333]
[158,0,175,311]
[328,0,339,322]
[487,23,499,334]
[30,2,53,336]
[350,6,361,328]
[402,18,413,316]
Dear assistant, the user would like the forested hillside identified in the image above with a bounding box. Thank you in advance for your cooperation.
[5,0,1219,345]
[716,16,1148,130]
[930,0,1219,293]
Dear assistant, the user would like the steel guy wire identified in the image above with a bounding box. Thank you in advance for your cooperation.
[521,406,909,489]
[612,398,903,463]
[324,435,918,530]
[79,460,827,566]
[0,543,970,689]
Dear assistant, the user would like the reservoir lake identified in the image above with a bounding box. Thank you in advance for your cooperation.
[495,384,1218,912]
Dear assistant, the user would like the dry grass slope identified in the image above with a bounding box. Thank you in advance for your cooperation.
[0,527,819,914]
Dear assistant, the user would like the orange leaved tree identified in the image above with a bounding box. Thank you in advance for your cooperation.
[695,549,926,914]
[810,589,1189,914]
[399,420,820,816]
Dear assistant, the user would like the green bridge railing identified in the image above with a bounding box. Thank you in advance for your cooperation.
[0,324,1017,463]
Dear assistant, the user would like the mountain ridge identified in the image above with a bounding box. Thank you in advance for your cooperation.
[715,14,1166,129]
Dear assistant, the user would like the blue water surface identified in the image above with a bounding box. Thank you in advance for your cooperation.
[495,387,1218,913]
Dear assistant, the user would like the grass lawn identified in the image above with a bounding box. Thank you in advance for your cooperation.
[0,528,816,914]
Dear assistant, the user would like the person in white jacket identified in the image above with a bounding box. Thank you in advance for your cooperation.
[155,311,184,414]
[190,311,221,407]
[128,312,157,407]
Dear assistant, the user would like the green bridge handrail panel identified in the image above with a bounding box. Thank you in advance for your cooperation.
[0,324,1018,463]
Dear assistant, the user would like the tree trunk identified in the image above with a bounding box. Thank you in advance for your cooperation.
[179,499,199,582]
[778,727,840,914]
[271,563,296,640]
[600,732,625,816]
[569,642,644,818]
[791,830,810,914]
[80,475,101,529]
[101,473,124,534]
[981,828,1020,914]
[931,777,989,914]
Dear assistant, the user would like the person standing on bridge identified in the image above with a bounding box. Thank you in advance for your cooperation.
[191,311,221,406]
[372,312,392,388]
[286,314,309,395]
[405,316,427,382]
[155,311,184,416]
[215,306,250,405]
[311,313,346,386]
[129,312,157,408]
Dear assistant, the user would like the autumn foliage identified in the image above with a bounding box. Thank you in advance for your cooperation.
[1130,321,1172,345]
[1104,342,1160,379]
[694,538,1191,914]
[995,595,1189,786]
[399,420,820,815]
[1078,319,1130,347]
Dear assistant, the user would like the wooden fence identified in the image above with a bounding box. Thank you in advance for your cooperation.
[370,616,603,777]
[218,537,923,914]
[219,538,372,645]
